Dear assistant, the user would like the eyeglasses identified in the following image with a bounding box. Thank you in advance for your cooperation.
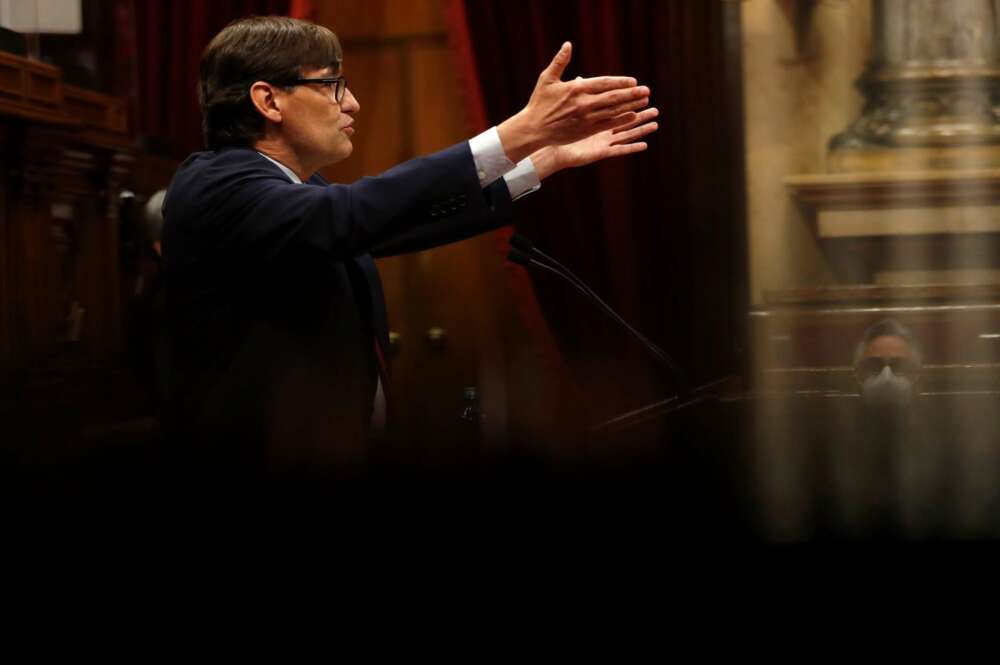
[281,76,347,103]
[855,356,921,380]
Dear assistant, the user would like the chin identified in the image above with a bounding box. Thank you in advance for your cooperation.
[333,136,353,156]
[322,144,353,168]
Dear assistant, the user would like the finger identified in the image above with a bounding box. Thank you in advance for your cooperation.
[587,96,650,124]
[610,107,659,134]
[542,42,572,81]
[575,75,638,93]
[586,141,649,167]
[590,111,638,135]
[586,85,650,112]
[609,121,658,146]
[607,142,648,157]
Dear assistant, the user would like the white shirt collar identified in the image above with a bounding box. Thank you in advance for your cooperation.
[257,152,303,184]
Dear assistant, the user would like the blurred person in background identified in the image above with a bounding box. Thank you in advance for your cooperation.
[830,318,949,539]
[853,318,923,415]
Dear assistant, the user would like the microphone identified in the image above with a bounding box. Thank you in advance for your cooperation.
[507,236,681,376]
[511,234,589,295]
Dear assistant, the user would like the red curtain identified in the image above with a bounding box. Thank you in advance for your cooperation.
[448,0,749,422]
[444,0,590,441]
[133,0,293,158]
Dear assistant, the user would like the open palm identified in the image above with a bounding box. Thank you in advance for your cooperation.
[553,107,660,169]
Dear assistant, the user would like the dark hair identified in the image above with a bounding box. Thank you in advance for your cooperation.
[199,16,342,150]
[853,318,923,368]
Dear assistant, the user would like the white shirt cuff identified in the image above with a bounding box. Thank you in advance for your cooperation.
[469,126,517,187]
[503,157,541,201]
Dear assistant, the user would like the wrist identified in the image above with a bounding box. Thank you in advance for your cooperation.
[497,111,543,164]
[530,146,559,181]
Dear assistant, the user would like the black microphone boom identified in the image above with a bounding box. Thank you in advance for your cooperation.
[511,233,592,296]
[506,238,681,376]
[507,246,533,267]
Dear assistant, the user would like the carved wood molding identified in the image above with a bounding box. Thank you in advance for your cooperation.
[0,50,129,147]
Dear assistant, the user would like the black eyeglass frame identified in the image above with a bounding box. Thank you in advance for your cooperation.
[277,76,347,103]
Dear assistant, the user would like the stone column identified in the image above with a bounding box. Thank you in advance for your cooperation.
[830,0,1000,171]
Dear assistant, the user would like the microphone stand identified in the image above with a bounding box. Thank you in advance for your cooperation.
[507,235,681,376]
[507,235,741,436]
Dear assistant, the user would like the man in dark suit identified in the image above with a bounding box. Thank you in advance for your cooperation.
[161,16,657,503]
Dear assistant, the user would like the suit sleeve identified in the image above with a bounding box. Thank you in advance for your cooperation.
[369,178,513,258]
[214,142,516,263]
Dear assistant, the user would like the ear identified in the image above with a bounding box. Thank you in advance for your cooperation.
[249,81,283,124]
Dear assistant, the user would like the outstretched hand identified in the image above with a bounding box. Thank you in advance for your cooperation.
[497,42,651,163]
[530,107,660,180]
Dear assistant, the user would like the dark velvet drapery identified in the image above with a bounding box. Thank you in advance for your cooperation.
[452,0,748,422]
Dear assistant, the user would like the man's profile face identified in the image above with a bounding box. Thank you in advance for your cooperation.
[277,65,360,170]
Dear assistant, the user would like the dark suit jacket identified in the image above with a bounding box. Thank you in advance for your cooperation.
[161,142,515,480]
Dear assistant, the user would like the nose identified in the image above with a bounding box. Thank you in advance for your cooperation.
[341,87,360,114]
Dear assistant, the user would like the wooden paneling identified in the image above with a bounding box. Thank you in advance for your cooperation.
[0,57,22,97]
[25,63,62,108]
[320,0,445,39]
[313,0,512,453]
[0,47,133,446]
[410,43,468,154]
[64,86,128,134]
[3,129,124,369]
[8,171,51,360]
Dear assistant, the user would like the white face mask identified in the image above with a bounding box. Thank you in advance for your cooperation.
[862,365,913,409]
